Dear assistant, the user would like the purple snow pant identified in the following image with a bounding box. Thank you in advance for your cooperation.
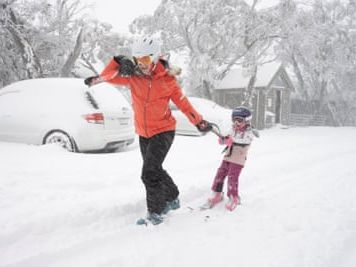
[212,160,243,198]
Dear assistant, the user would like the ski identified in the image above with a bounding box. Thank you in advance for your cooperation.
[199,202,215,210]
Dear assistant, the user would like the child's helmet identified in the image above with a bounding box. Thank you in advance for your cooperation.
[132,36,161,63]
[232,106,252,121]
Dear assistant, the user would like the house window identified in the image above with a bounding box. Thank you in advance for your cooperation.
[267,98,273,107]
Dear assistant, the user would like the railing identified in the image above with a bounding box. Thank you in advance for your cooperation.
[289,113,327,126]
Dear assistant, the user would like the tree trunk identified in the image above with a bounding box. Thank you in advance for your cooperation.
[315,80,339,126]
[329,80,352,126]
[60,28,83,77]
[242,66,257,108]
[201,80,212,100]
[291,53,309,102]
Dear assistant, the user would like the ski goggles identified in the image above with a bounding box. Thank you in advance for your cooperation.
[134,55,153,66]
[233,117,245,123]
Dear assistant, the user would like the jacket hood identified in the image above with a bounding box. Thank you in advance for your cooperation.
[150,61,182,79]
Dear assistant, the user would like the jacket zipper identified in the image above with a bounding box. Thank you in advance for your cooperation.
[144,77,152,137]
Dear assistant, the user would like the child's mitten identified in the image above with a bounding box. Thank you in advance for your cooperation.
[219,135,233,146]
[225,136,233,146]
[218,136,225,145]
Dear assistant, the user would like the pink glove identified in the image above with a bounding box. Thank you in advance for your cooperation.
[218,137,224,145]
[225,136,233,146]
[218,136,233,146]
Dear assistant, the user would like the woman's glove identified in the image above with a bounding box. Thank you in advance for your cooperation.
[196,120,212,133]
[218,135,233,146]
[113,55,135,76]
[84,76,100,87]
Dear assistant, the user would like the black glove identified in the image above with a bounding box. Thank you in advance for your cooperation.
[196,120,212,133]
[84,76,99,87]
[113,55,135,76]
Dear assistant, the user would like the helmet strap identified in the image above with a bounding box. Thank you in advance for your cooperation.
[151,62,158,72]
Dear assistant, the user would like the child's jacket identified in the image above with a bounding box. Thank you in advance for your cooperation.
[223,127,254,166]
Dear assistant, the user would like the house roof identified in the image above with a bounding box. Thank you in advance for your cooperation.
[215,63,282,90]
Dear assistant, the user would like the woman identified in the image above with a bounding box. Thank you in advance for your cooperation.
[84,36,211,225]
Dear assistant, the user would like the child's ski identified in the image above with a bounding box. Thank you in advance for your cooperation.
[199,202,215,210]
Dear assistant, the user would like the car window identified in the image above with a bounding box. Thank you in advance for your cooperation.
[88,84,130,110]
[85,91,99,109]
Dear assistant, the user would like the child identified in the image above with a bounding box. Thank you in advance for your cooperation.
[206,106,255,211]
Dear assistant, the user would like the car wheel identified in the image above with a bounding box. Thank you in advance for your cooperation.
[43,130,77,152]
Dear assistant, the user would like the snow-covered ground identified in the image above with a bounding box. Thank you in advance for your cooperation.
[1,127,356,267]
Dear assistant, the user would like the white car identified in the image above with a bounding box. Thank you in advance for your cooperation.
[171,97,231,136]
[0,78,135,152]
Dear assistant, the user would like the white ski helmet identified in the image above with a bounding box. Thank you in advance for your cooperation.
[132,36,161,63]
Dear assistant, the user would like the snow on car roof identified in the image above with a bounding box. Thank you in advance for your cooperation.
[2,78,83,91]
[1,78,131,111]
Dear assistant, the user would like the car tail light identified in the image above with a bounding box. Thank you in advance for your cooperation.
[83,113,104,124]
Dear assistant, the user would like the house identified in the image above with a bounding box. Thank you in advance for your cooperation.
[213,63,295,129]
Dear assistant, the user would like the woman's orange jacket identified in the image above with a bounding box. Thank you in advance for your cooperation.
[100,58,202,138]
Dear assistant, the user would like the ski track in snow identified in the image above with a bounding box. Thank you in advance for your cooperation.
[0,127,356,267]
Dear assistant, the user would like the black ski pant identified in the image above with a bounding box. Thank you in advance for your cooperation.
[139,131,179,214]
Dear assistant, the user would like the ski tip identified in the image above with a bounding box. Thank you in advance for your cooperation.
[199,202,214,210]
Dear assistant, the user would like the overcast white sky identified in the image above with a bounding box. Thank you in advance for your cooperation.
[82,0,282,34]
[82,0,162,33]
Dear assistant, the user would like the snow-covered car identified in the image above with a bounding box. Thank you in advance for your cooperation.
[0,78,135,152]
[171,97,231,136]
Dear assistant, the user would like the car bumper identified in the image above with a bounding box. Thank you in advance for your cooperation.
[74,124,135,152]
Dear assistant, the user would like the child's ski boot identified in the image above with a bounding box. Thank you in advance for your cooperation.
[225,196,241,211]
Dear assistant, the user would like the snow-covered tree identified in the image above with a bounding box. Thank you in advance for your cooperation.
[0,0,131,87]
[0,0,43,84]
[130,0,282,102]
[0,0,84,84]
[79,19,131,76]
[275,0,356,125]
[128,0,356,125]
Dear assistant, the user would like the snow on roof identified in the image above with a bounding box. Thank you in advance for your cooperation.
[215,62,282,90]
